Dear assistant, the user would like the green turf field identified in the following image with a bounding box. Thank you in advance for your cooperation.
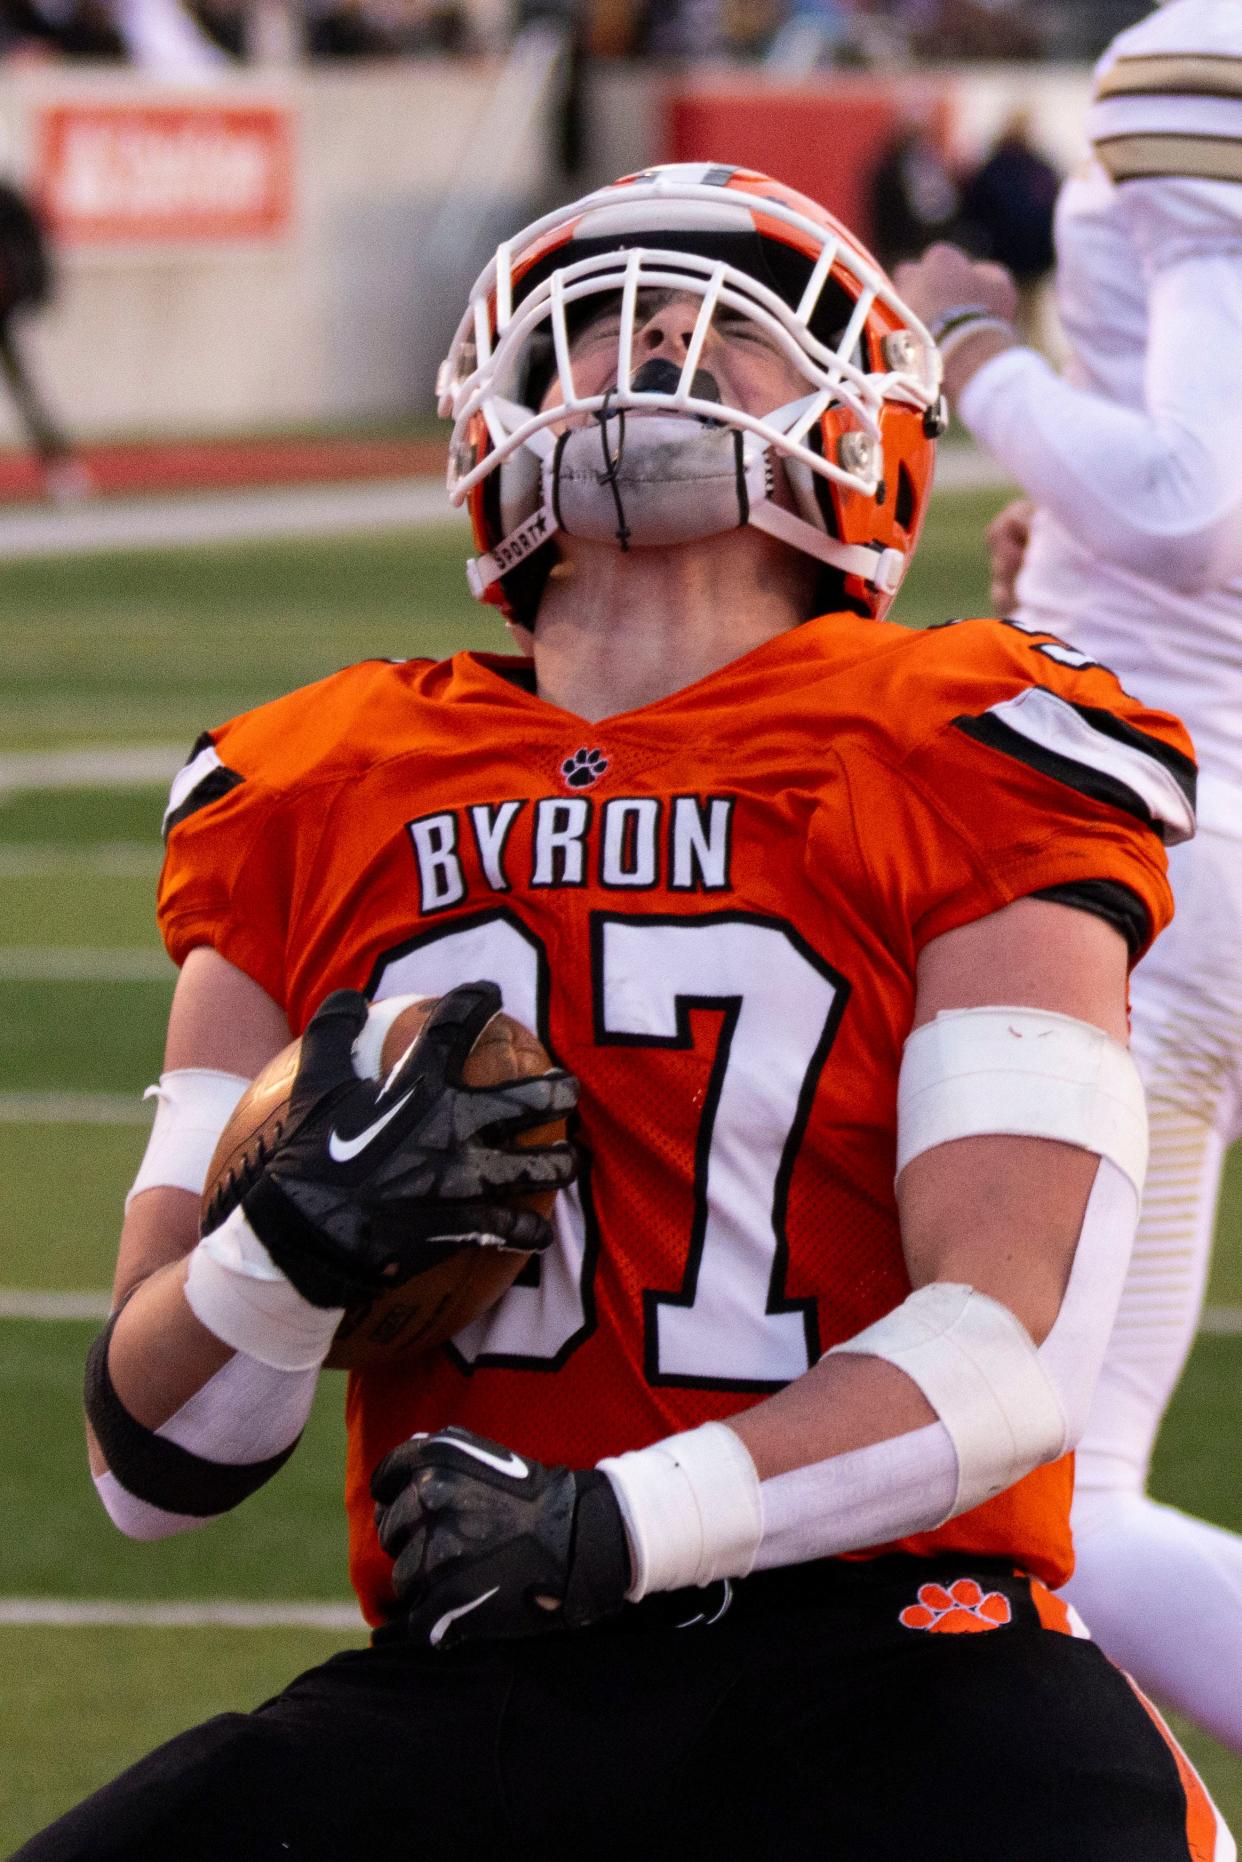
[1,485,1239,1850]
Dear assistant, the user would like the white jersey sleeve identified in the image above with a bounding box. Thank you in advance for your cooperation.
[958,0,1242,592]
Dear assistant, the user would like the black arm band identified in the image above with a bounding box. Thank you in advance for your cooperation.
[84,1314,301,1518]
[1032,878,1150,958]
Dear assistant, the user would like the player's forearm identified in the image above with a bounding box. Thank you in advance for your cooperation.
[727,1349,934,1479]
[103,1258,234,1430]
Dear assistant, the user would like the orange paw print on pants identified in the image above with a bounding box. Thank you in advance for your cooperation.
[899,1579,1013,1634]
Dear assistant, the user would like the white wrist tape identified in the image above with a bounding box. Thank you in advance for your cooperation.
[184,1204,343,1372]
[598,1422,763,1600]
[936,316,1015,367]
[896,1006,1148,1195]
[126,1068,251,1208]
[830,1283,1066,1515]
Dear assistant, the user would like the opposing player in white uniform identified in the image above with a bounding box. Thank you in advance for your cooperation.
[898,0,1242,1752]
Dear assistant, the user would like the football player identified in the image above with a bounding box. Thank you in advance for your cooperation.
[20,164,1233,1859]
[898,0,1242,1754]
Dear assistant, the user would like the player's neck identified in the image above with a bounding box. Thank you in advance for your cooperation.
[530,531,817,722]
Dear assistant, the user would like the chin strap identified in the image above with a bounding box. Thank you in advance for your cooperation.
[746,499,905,593]
[466,413,906,602]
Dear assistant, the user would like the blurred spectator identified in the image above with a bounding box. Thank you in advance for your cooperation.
[402,0,469,49]
[722,0,783,57]
[959,110,1059,334]
[186,0,246,54]
[587,0,642,56]
[867,108,964,269]
[2,0,233,64]
[909,0,1042,60]
[0,0,126,58]
[0,177,88,501]
[307,0,396,54]
[634,0,725,59]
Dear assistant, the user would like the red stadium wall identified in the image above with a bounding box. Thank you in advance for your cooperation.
[665,82,953,255]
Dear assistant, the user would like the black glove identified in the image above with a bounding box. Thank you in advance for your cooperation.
[221,982,579,1310]
[371,1424,632,1648]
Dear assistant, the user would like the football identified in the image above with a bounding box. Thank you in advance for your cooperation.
[200,993,566,1371]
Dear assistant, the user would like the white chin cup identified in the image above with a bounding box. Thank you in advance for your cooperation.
[549,415,770,549]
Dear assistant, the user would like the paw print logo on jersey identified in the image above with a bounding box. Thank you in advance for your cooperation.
[560,747,609,790]
[899,1579,1013,1634]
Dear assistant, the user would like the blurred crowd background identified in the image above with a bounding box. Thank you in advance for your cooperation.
[0,0,1153,73]
[0,0,1140,484]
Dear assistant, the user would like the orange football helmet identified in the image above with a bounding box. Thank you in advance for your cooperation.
[438,162,944,626]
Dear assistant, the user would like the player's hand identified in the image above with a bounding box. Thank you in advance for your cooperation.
[894,243,1019,400]
[228,983,580,1309]
[895,242,1019,331]
[985,497,1035,615]
[371,1425,632,1649]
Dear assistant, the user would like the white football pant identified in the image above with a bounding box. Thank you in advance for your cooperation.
[1065,817,1242,1752]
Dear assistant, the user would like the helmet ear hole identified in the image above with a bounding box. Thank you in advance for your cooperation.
[499,549,556,632]
[895,464,916,533]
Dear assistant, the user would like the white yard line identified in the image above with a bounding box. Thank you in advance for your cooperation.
[4,1283,1241,1335]
[0,744,186,794]
[933,448,1015,493]
[0,948,171,980]
[0,843,158,877]
[0,1599,363,1630]
[0,453,1004,564]
[0,477,463,560]
[0,1093,150,1125]
[0,1290,111,1319]
[1197,1304,1242,1336]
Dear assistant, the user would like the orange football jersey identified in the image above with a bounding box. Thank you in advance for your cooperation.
[157,611,1193,1626]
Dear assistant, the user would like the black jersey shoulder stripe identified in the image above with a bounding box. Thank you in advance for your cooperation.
[1097,52,1242,104]
[163,767,243,840]
[1065,702,1197,803]
[953,712,1165,838]
[162,736,244,841]
[951,685,1195,845]
[1032,879,1151,957]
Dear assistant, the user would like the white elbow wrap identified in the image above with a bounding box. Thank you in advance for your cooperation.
[830,1284,1066,1514]
[126,1068,252,1208]
[896,1005,1148,1194]
[89,1329,319,1537]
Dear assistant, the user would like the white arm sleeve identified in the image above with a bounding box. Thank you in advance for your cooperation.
[959,186,1242,591]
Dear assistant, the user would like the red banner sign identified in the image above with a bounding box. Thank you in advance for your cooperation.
[36,101,294,245]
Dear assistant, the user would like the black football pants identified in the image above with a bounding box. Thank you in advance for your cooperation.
[13,1554,1228,1861]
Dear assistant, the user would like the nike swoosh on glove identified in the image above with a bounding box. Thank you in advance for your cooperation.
[218,982,579,1310]
[371,1425,632,1648]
